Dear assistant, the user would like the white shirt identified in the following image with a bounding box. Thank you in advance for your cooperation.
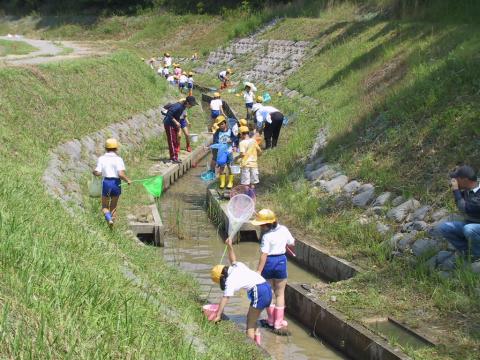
[255,105,280,125]
[224,262,266,297]
[210,99,223,111]
[164,56,172,67]
[167,75,175,82]
[187,77,194,85]
[219,70,227,79]
[162,68,169,76]
[244,90,254,104]
[95,152,125,178]
[260,224,295,255]
[179,74,188,83]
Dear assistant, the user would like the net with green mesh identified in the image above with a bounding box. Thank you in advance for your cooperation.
[142,176,163,197]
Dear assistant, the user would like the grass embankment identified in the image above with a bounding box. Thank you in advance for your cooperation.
[0,38,37,56]
[193,7,480,359]
[0,52,261,358]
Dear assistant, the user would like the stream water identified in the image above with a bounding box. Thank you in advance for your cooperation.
[158,157,345,360]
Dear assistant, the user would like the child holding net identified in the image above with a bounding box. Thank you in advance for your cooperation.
[211,237,271,345]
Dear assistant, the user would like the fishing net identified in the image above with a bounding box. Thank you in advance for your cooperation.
[226,194,255,237]
[142,176,164,197]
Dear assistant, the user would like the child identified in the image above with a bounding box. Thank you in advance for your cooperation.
[166,74,176,85]
[92,138,131,227]
[178,72,188,93]
[211,237,272,345]
[177,99,192,153]
[210,116,235,189]
[238,125,262,198]
[209,92,225,129]
[174,63,182,77]
[243,84,255,120]
[252,209,295,334]
[161,64,170,78]
[218,68,232,89]
[187,71,194,96]
[163,52,172,68]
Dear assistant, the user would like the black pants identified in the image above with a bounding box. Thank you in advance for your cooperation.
[263,112,284,149]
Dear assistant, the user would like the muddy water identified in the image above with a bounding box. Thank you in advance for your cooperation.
[159,158,345,360]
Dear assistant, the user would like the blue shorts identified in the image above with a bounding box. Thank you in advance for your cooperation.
[211,110,221,119]
[247,282,272,309]
[179,83,186,88]
[187,83,193,89]
[261,254,287,280]
[246,102,253,109]
[102,178,121,197]
[180,119,188,128]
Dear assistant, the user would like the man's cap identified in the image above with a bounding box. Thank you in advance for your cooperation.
[186,96,198,106]
[450,165,477,180]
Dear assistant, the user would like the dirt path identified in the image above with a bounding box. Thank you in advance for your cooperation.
[0,35,107,65]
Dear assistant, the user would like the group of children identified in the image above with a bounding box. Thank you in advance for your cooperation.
[153,53,195,96]
[205,91,262,197]
[91,51,291,347]
[211,208,295,345]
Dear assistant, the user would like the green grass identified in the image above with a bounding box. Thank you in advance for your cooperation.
[0,39,37,56]
[0,51,262,358]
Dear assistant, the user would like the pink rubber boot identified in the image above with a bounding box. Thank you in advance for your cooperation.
[254,329,262,345]
[266,304,275,327]
[274,306,288,329]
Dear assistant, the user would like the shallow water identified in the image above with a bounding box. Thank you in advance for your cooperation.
[159,158,344,360]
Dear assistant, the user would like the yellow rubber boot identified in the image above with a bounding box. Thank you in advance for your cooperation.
[227,174,234,189]
[219,174,226,189]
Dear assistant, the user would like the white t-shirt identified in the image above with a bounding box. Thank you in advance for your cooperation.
[95,152,125,178]
[179,74,188,84]
[260,224,295,255]
[219,70,227,79]
[210,99,223,111]
[187,77,194,85]
[164,56,172,67]
[244,90,254,104]
[255,105,280,125]
[167,75,175,82]
[162,68,169,76]
[224,262,266,297]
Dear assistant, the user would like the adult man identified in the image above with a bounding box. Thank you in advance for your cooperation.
[163,96,197,163]
[438,165,480,261]
[252,98,285,149]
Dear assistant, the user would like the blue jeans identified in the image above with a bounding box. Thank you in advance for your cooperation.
[438,221,480,257]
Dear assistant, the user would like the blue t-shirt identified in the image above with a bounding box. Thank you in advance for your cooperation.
[163,102,186,127]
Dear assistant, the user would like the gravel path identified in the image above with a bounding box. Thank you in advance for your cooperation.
[0,35,106,65]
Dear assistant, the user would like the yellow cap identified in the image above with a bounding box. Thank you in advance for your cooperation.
[226,68,232,73]
[239,126,249,134]
[256,95,264,103]
[251,209,276,226]
[188,71,194,76]
[165,52,170,56]
[239,119,247,126]
[215,115,226,125]
[211,265,225,284]
[178,97,186,102]
[213,92,221,98]
[105,138,119,150]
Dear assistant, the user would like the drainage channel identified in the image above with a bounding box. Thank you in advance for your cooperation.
[158,157,345,360]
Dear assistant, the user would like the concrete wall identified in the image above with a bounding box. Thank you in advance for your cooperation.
[286,284,410,360]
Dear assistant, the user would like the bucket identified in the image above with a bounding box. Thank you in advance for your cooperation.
[88,176,102,198]
[202,304,219,321]
[231,165,241,174]
[189,133,199,143]
[262,92,271,103]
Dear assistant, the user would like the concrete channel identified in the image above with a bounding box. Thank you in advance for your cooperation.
[130,89,420,359]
